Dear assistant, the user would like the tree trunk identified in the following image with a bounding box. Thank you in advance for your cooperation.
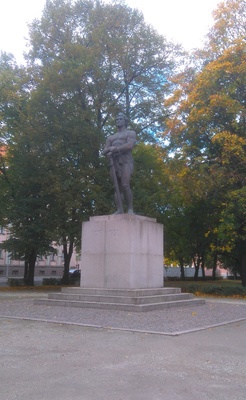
[124,79,130,119]
[193,257,200,280]
[212,253,218,280]
[24,260,28,281]
[240,243,246,287]
[62,238,74,285]
[201,257,206,281]
[24,250,37,286]
[179,258,185,281]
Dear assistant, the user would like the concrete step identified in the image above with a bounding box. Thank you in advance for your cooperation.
[47,292,193,305]
[34,287,205,311]
[34,297,205,312]
[61,287,182,296]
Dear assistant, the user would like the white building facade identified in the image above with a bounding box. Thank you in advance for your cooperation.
[0,226,79,282]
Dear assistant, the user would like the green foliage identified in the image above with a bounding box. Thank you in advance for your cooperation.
[132,143,169,217]
[42,278,62,286]
[27,0,180,139]
[8,278,25,287]
[206,0,246,57]
[190,284,246,297]
[162,0,246,285]
[164,29,246,284]
[166,280,246,297]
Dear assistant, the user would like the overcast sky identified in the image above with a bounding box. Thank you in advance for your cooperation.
[0,0,221,63]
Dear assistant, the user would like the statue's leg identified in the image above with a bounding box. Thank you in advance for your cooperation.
[113,188,124,214]
[121,164,134,214]
[110,168,124,214]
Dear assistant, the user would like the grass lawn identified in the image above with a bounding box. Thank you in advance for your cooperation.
[0,285,63,292]
[0,279,245,299]
[165,279,242,287]
[165,279,246,298]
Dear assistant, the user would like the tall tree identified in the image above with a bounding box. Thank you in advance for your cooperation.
[27,0,180,139]
[164,40,246,284]
[206,0,246,56]
[21,0,180,281]
[0,55,56,284]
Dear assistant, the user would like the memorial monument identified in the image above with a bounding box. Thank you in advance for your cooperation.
[80,113,164,289]
[35,114,205,309]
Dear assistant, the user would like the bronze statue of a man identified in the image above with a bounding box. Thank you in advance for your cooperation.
[103,113,137,214]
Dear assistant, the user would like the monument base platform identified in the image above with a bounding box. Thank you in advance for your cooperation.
[80,214,164,289]
[35,216,206,311]
[35,287,205,312]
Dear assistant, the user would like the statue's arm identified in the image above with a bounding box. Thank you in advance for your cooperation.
[102,137,112,155]
[103,135,122,156]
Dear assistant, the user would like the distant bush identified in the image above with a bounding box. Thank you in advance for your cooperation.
[187,284,246,297]
[8,278,25,287]
[166,277,224,282]
[68,278,80,285]
[42,278,61,286]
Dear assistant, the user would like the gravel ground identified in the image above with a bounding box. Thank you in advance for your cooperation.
[0,292,246,335]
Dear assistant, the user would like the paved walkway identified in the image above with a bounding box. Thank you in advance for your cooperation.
[0,292,246,399]
[0,291,246,335]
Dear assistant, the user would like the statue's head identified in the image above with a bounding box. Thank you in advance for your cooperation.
[116,112,129,128]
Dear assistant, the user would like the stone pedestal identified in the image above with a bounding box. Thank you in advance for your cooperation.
[80,214,164,289]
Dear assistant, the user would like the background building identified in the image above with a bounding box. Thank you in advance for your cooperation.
[0,226,79,284]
